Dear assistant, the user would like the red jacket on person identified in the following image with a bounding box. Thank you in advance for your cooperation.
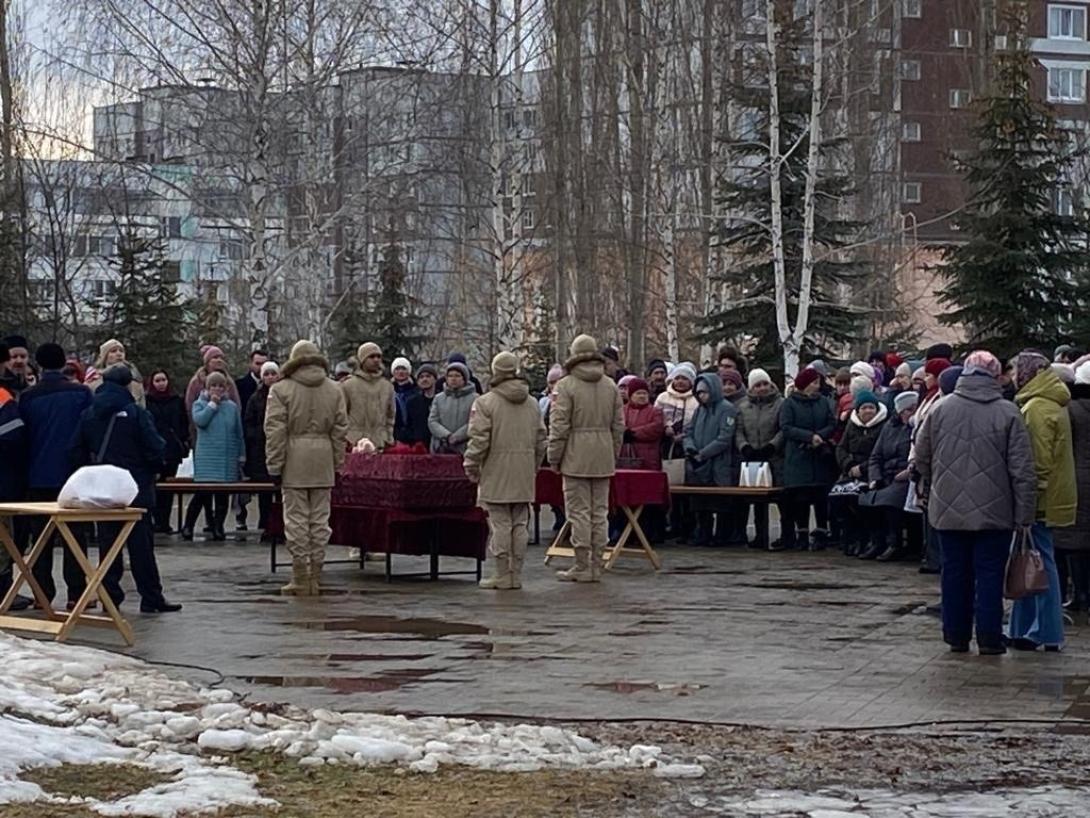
[622,402,665,470]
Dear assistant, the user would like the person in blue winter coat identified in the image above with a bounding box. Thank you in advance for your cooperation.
[684,373,737,546]
[71,365,181,613]
[0,342,29,609]
[18,342,92,606]
[181,371,245,542]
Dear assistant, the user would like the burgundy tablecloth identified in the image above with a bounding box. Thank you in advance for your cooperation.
[535,469,670,510]
[267,503,488,560]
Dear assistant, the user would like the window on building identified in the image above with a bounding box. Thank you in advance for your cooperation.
[92,279,117,299]
[29,280,54,303]
[950,29,972,47]
[504,109,517,130]
[521,208,535,230]
[1056,187,1076,217]
[902,121,921,142]
[903,182,922,204]
[71,235,88,258]
[899,59,921,80]
[741,0,766,17]
[949,88,972,108]
[158,216,182,238]
[902,0,921,18]
[1049,5,1087,40]
[995,34,1009,50]
[162,261,182,282]
[522,107,537,128]
[219,240,244,260]
[523,173,537,197]
[1049,67,1087,102]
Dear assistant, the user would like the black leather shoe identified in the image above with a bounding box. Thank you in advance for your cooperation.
[141,599,183,613]
[8,594,32,611]
[858,543,885,560]
[918,565,941,575]
[180,527,194,542]
[949,642,970,653]
[210,527,226,542]
[1009,637,1039,652]
[979,644,1007,656]
[876,546,902,562]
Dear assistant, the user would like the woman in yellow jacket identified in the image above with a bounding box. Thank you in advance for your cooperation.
[1008,351,1075,652]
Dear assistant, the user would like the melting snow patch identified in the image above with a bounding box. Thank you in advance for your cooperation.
[0,632,702,816]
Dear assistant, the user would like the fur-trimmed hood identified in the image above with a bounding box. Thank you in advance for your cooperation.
[282,353,329,383]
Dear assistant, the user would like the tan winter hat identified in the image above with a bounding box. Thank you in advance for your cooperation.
[291,340,320,360]
[491,351,520,379]
[569,334,597,358]
[357,342,382,361]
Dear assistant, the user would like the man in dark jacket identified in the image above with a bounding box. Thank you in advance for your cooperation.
[1,334,30,393]
[915,350,1036,656]
[18,342,93,606]
[403,363,438,448]
[234,348,269,530]
[72,365,180,613]
[0,342,30,609]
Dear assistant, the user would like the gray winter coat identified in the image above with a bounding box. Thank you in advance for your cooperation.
[428,384,477,454]
[683,374,737,487]
[859,415,913,509]
[1054,385,1090,552]
[735,387,784,484]
[914,374,1037,531]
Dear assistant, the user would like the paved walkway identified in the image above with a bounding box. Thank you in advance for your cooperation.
[115,533,1090,730]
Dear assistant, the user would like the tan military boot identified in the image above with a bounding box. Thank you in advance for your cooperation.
[308,560,323,596]
[281,559,310,596]
[510,542,526,589]
[590,546,604,582]
[557,547,595,582]
[479,556,515,590]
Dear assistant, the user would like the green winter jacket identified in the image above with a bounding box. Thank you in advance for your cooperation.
[1015,368,1077,527]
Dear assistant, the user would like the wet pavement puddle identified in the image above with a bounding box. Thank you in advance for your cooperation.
[239,668,448,693]
[586,681,707,695]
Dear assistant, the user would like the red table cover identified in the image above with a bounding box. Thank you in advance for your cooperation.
[534,469,670,510]
[333,452,477,510]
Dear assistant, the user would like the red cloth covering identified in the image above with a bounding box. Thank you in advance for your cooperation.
[535,468,670,510]
[330,506,487,559]
[334,452,477,510]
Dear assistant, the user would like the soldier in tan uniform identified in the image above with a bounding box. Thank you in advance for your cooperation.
[340,341,395,449]
[265,340,349,596]
[464,352,547,590]
[547,335,624,582]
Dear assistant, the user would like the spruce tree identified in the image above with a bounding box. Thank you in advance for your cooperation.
[939,30,1089,354]
[367,239,427,360]
[326,242,372,364]
[96,230,196,377]
[700,14,866,370]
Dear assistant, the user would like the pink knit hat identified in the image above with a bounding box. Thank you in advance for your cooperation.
[202,345,224,365]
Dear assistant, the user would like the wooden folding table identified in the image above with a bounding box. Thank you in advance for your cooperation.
[539,469,669,571]
[0,502,142,645]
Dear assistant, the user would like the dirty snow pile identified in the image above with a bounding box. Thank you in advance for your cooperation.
[0,632,702,817]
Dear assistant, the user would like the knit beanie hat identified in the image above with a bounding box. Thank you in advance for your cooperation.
[1052,363,1075,385]
[834,367,852,385]
[206,371,228,388]
[600,346,620,362]
[260,361,281,377]
[490,351,519,380]
[849,361,876,382]
[885,352,905,370]
[808,359,830,377]
[668,362,697,385]
[618,374,638,390]
[2,334,27,351]
[98,338,124,361]
[569,334,598,358]
[35,342,65,371]
[1076,361,1090,386]
[446,362,471,383]
[334,361,352,377]
[926,343,954,361]
[202,345,224,366]
[1013,350,1051,390]
[853,389,879,410]
[748,368,772,389]
[646,359,668,377]
[894,391,919,413]
[722,369,744,390]
[895,362,912,379]
[962,350,1000,378]
[357,342,382,362]
[924,358,951,378]
[938,365,963,396]
[391,356,412,373]
[103,363,133,387]
[794,367,822,392]
[849,375,872,397]
[290,340,319,360]
[448,352,468,364]
[1055,344,1077,361]
[627,377,650,396]
[546,364,564,383]
[416,363,438,379]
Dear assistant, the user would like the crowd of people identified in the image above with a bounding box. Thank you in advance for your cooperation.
[0,331,1087,656]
